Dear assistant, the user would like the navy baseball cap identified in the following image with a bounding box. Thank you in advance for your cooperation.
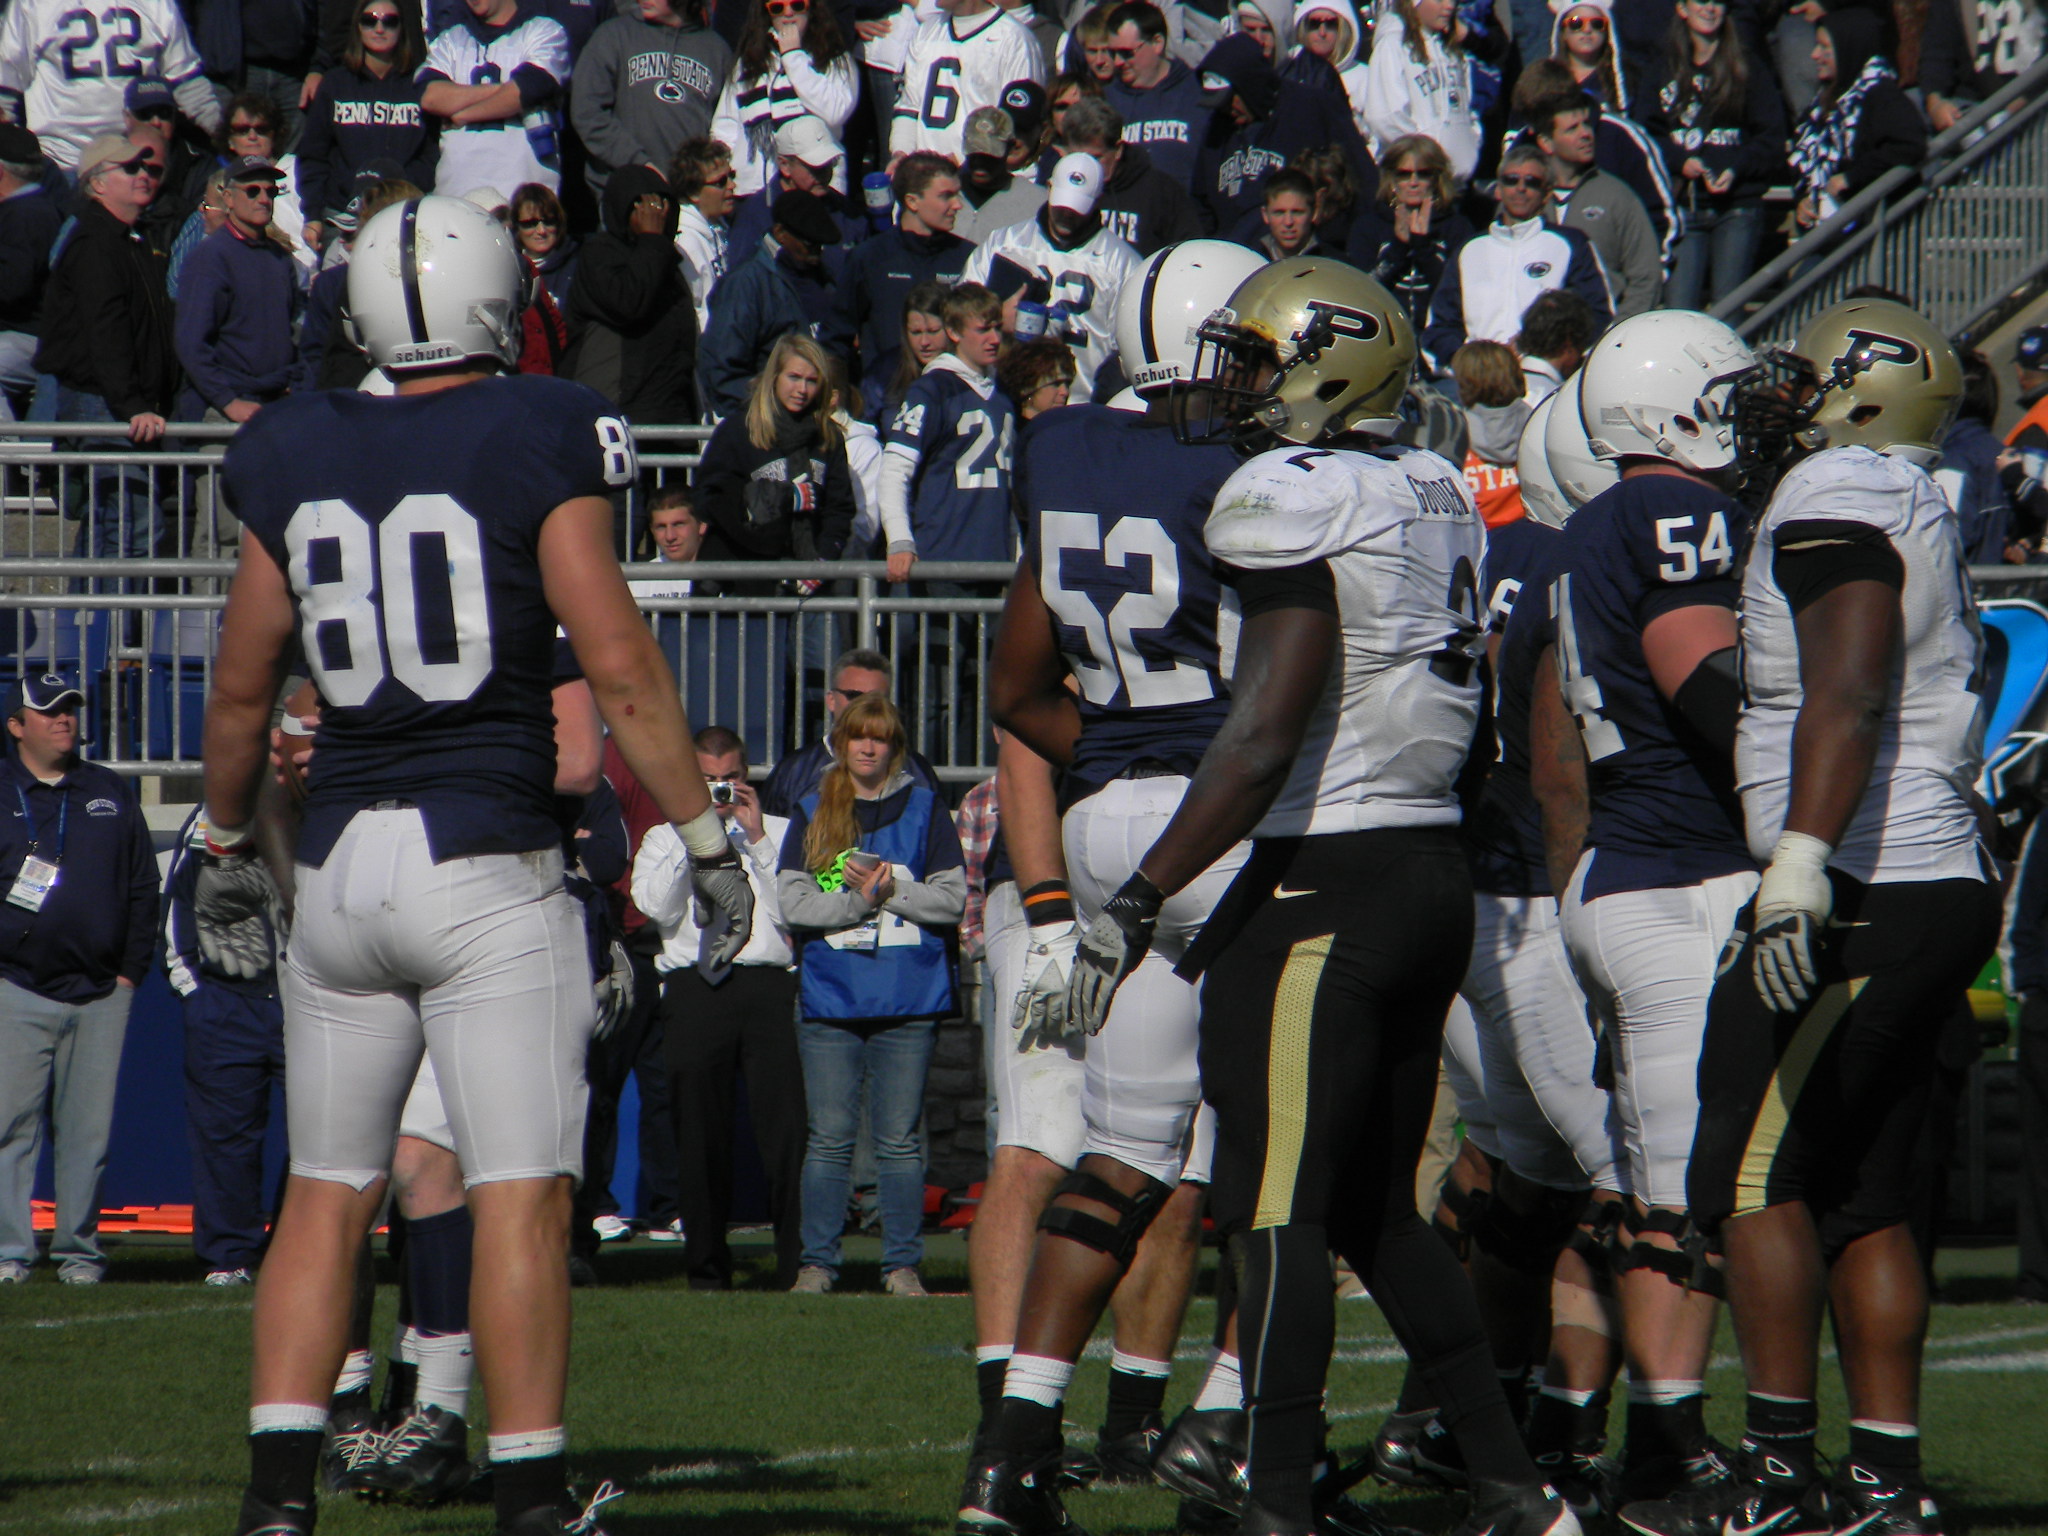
[1000,80,1047,143]
[5,671,84,715]
[224,154,284,183]
[2018,325,2048,372]
[124,76,176,115]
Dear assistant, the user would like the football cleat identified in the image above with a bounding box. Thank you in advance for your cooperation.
[233,1490,314,1536]
[358,1404,473,1505]
[1092,1414,1165,1484]
[1619,1446,1830,1536]
[1534,1444,1621,1524]
[498,1481,623,1536]
[956,1447,1089,1536]
[1618,1441,1739,1507]
[1150,1406,1247,1526]
[1317,1488,1428,1536]
[1371,1409,1467,1491]
[1449,1478,1584,1536]
[1827,1461,1943,1536]
[318,1392,382,1498]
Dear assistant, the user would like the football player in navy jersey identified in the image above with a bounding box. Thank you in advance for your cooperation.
[1530,312,1763,1512]
[194,196,754,1536]
[1062,258,1578,1536]
[958,240,1264,1536]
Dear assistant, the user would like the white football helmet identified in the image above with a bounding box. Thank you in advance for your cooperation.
[346,195,528,374]
[1519,392,1570,529]
[1115,239,1268,398]
[1545,371,1618,510]
[1577,310,1759,473]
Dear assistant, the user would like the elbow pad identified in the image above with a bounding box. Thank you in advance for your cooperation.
[1672,645,1741,758]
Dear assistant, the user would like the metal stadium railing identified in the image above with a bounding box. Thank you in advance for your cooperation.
[1709,57,2048,344]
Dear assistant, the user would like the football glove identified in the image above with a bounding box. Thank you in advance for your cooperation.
[691,848,756,970]
[592,938,636,1042]
[1013,920,1081,1049]
[1066,873,1164,1036]
[194,845,278,980]
[1752,831,1834,1013]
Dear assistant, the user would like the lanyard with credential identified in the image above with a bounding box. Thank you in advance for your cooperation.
[16,782,67,865]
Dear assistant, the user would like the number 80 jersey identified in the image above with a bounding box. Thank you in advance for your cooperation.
[1019,404,1239,797]
[224,377,638,867]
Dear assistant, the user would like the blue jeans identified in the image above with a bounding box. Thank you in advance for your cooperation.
[58,387,166,573]
[0,330,37,420]
[1665,201,1766,312]
[797,1017,933,1275]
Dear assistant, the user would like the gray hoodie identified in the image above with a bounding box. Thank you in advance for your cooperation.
[570,13,733,191]
[1550,168,1661,321]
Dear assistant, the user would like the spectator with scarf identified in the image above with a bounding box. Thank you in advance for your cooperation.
[1790,6,1924,231]
[711,0,858,197]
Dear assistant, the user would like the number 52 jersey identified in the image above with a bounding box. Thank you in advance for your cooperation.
[223,376,638,867]
[1205,441,1488,839]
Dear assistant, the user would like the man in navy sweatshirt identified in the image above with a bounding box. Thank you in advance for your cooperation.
[1103,0,1209,191]
[174,154,299,429]
[830,150,971,418]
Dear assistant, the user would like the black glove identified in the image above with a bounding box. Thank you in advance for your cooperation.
[1065,872,1164,1035]
[194,846,277,980]
[691,848,756,970]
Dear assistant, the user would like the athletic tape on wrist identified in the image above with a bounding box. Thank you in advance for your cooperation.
[676,806,731,862]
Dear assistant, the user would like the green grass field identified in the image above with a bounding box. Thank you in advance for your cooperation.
[5,1234,2047,1536]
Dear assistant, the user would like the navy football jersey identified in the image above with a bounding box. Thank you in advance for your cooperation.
[1465,517,1561,897]
[1552,475,1755,898]
[224,375,637,866]
[883,356,1018,564]
[1018,403,1237,796]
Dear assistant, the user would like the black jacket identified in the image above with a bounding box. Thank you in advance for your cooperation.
[696,407,856,586]
[34,201,178,419]
[1801,8,1927,197]
[1194,61,1375,233]
[829,224,973,419]
[1097,144,1205,258]
[0,182,63,335]
[563,164,698,424]
[1348,204,1475,339]
[1639,39,1788,207]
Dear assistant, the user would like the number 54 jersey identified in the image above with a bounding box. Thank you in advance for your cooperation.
[1205,442,1488,840]
[223,376,638,867]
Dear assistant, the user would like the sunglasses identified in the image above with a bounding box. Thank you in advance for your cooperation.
[516,213,559,228]
[1393,166,1431,180]
[359,11,401,25]
[1498,172,1547,187]
[115,157,162,177]
[232,181,278,197]
[1107,44,1137,57]
[766,0,806,14]
[228,119,268,135]
[1562,13,1608,30]
[1303,14,1341,28]
[704,168,737,186]
[133,104,174,122]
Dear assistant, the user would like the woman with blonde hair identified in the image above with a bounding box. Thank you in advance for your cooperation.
[1348,134,1475,336]
[697,332,857,569]
[776,693,967,1295]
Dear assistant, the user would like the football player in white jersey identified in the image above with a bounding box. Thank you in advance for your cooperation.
[890,0,1045,160]
[1065,259,1580,1536]
[962,152,1139,404]
[1624,302,2000,1536]
[0,0,220,169]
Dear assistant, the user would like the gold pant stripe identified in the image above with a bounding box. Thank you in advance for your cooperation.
[1253,933,1335,1230]
[1732,977,1868,1217]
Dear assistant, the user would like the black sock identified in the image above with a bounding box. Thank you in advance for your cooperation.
[405,1205,473,1336]
[492,1453,568,1526]
[1527,1388,1610,1458]
[248,1430,322,1510]
[1744,1395,1818,1479]
[987,1397,1062,1460]
[1103,1365,1171,1439]
[328,1385,370,1420]
[1847,1423,1921,1482]
[1625,1395,1708,1468]
[1239,1224,1337,1525]
[1499,1368,1532,1429]
[378,1359,418,1426]
[976,1356,1009,1414]
[1394,1359,1436,1416]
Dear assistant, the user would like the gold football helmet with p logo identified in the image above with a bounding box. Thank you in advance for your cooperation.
[1774,298,1963,468]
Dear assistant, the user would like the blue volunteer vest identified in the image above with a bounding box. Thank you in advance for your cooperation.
[796,783,957,1024]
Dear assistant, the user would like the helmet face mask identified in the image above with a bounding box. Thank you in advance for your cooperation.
[1115,239,1268,400]
[1578,310,1759,476]
[344,197,531,376]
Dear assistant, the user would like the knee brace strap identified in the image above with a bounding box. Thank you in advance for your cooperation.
[1038,1168,1174,1270]
[1616,1208,1725,1298]
[1468,1183,1589,1275]
[1566,1197,1627,1269]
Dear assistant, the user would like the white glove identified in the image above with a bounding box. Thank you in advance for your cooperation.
[1067,874,1163,1035]
[592,938,636,1041]
[1752,831,1834,1012]
[1012,920,1080,1049]
[193,829,278,981]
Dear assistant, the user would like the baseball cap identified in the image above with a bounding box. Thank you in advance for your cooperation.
[772,190,842,248]
[76,134,143,181]
[963,106,1015,159]
[1000,80,1048,144]
[224,154,284,183]
[774,115,843,170]
[0,122,39,164]
[1197,33,1281,116]
[2018,325,2048,372]
[1047,151,1104,216]
[124,76,176,115]
[5,671,84,715]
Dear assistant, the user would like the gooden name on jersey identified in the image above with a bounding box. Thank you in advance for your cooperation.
[223,376,638,867]
[1018,404,1238,795]
[1553,474,1754,899]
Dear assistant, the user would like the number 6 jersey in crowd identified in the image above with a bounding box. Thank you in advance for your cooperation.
[222,376,637,866]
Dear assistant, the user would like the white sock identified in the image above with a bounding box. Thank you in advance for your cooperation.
[488,1427,567,1463]
[976,1344,1013,1366]
[394,1322,421,1365]
[1109,1348,1172,1379]
[1627,1378,1703,1406]
[1539,1384,1599,1407]
[333,1349,373,1398]
[1193,1351,1243,1412]
[251,1403,330,1435]
[413,1330,474,1417]
[1003,1353,1076,1408]
[1849,1419,1918,1438]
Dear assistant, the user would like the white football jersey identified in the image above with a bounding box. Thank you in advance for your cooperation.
[1736,445,1989,883]
[961,217,1137,402]
[1208,441,1488,838]
[0,0,206,168]
[888,7,1044,159]
[420,14,572,196]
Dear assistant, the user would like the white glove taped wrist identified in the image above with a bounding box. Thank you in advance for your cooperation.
[676,806,731,862]
[1751,831,1835,1013]
[1012,919,1080,1048]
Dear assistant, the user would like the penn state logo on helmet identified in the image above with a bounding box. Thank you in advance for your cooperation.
[1115,240,1267,398]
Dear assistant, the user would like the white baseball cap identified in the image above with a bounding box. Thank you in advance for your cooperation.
[774,115,843,169]
[1047,151,1104,216]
